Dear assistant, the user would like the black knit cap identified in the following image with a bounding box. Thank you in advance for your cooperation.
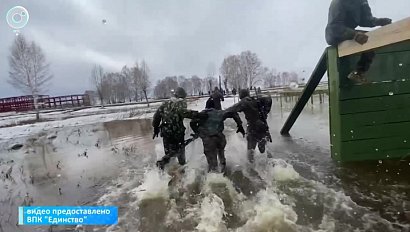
[174,87,187,99]
[239,89,250,99]
[205,97,215,109]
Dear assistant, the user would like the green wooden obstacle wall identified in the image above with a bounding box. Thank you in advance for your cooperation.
[328,40,410,161]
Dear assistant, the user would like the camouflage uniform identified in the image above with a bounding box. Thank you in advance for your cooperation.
[226,90,272,162]
[190,101,244,172]
[152,88,198,169]
[325,0,391,76]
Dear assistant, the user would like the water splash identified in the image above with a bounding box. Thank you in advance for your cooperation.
[271,162,300,182]
[238,190,298,232]
[131,169,170,200]
[196,194,226,232]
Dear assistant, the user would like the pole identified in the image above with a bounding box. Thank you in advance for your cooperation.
[280,49,327,135]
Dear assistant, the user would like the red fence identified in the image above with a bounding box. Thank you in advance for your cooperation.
[0,94,90,113]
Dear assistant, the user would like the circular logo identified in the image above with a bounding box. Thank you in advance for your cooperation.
[6,6,29,29]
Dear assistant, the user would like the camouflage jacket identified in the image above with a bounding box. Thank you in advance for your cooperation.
[152,98,198,138]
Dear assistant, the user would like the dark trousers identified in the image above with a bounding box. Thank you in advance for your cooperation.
[157,136,186,169]
[247,124,268,152]
[246,124,268,163]
[247,134,267,163]
[247,134,267,152]
[356,51,375,73]
[202,133,227,172]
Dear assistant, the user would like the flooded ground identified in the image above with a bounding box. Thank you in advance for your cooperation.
[0,97,409,232]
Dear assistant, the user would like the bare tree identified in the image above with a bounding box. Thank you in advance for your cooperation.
[154,80,167,99]
[204,76,217,92]
[276,73,282,87]
[220,55,243,90]
[139,60,151,106]
[263,68,277,88]
[154,76,178,99]
[220,51,266,90]
[289,71,299,83]
[181,78,193,96]
[165,76,178,92]
[223,77,228,93]
[91,64,106,106]
[105,72,129,104]
[281,72,290,86]
[177,75,186,86]
[103,72,115,104]
[8,35,53,120]
[131,63,141,102]
[240,51,264,88]
[120,65,133,102]
[191,75,202,95]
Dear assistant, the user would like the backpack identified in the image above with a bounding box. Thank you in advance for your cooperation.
[160,98,187,138]
[200,109,224,137]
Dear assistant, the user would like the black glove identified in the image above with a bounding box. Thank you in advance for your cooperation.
[354,32,368,45]
[191,133,199,139]
[267,133,273,143]
[376,18,392,26]
[236,125,245,137]
[153,127,160,139]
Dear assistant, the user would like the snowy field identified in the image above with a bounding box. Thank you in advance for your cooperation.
[0,97,237,143]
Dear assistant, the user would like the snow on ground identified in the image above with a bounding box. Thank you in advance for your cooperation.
[190,96,237,111]
[0,102,164,128]
[0,97,238,142]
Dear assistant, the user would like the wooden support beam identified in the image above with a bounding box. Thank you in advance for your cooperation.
[280,49,328,135]
[338,17,410,57]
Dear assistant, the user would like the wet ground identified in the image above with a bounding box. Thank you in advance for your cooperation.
[0,96,409,232]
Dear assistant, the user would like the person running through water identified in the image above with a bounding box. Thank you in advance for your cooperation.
[325,0,392,82]
[152,87,201,170]
[190,98,245,173]
[226,89,272,163]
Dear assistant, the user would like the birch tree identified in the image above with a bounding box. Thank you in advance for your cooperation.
[154,76,178,99]
[8,35,53,120]
[131,63,142,102]
[139,60,151,106]
[120,65,133,102]
[220,55,243,90]
[263,68,277,88]
[91,64,107,106]
[181,78,193,96]
[191,75,202,95]
[240,51,264,88]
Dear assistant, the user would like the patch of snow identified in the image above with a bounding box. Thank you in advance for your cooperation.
[0,97,228,140]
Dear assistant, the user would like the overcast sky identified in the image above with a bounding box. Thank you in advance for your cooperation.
[0,0,409,97]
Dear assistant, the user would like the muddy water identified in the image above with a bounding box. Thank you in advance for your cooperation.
[0,98,409,232]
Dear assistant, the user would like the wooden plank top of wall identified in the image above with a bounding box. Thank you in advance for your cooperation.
[338,17,410,57]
